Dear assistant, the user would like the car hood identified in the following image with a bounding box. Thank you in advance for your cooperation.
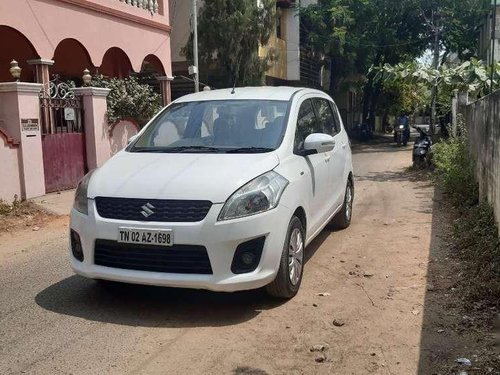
[87,151,280,203]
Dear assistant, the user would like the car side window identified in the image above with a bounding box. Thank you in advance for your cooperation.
[313,98,338,136]
[329,101,342,134]
[294,99,320,150]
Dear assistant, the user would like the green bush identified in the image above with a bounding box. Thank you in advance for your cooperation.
[432,131,478,206]
[89,75,162,126]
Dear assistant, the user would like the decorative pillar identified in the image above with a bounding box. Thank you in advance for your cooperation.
[73,87,112,170]
[0,82,45,199]
[157,76,174,106]
[27,59,54,86]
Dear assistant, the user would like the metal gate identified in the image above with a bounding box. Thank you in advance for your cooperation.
[41,76,87,193]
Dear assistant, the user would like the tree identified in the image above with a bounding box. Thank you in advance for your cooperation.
[183,0,276,88]
[373,58,500,134]
[300,0,428,125]
[300,0,489,127]
[420,0,490,62]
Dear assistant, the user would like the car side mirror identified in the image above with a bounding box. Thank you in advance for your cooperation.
[303,133,335,154]
[127,134,139,144]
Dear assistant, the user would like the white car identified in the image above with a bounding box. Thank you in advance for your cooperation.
[70,87,354,299]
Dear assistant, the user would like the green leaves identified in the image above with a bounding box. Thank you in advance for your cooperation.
[89,75,162,126]
[183,0,276,88]
[374,58,500,98]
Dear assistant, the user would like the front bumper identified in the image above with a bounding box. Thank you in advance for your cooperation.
[69,200,292,292]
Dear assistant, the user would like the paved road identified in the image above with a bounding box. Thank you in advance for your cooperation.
[0,138,436,374]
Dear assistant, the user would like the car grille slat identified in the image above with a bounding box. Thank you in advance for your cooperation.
[95,253,210,265]
[95,197,212,222]
[94,240,213,274]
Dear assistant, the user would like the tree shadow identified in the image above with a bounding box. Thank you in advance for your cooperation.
[356,168,432,184]
[416,187,497,372]
[351,133,417,155]
[416,186,457,373]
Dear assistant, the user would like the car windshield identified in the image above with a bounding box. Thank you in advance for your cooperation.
[129,100,290,153]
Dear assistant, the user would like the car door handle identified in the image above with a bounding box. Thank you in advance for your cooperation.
[324,154,331,162]
[342,143,346,149]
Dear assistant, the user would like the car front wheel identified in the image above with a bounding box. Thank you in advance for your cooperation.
[266,216,305,299]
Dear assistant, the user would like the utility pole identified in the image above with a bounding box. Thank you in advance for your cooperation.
[192,0,200,92]
[430,9,440,139]
[491,0,497,94]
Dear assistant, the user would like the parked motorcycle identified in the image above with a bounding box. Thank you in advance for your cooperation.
[394,124,409,146]
[412,127,432,168]
[353,122,373,142]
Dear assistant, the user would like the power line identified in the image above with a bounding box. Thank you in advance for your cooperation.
[25,0,55,50]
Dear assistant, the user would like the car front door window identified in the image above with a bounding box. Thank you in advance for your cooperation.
[313,98,337,136]
[294,99,321,151]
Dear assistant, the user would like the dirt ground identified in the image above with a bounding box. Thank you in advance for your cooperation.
[0,136,497,374]
[0,201,54,234]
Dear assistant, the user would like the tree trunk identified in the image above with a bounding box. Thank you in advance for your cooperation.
[328,57,340,96]
[362,53,383,125]
[368,82,382,130]
[382,109,389,133]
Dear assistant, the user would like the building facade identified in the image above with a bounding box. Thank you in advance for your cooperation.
[0,0,172,202]
[168,0,321,99]
[478,3,500,64]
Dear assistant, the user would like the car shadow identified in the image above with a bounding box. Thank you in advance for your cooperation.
[304,229,330,264]
[36,228,332,329]
[35,275,286,328]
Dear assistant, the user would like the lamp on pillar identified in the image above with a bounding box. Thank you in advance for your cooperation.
[82,69,92,86]
[9,60,22,82]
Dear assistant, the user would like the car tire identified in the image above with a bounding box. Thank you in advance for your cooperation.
[331,178,354,230]
[266,216,305,299]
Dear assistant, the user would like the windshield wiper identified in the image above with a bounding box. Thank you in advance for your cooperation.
[225,147,275,154]
[132,146,222,153]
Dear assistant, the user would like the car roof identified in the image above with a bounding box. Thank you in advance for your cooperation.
[174,86,326,103]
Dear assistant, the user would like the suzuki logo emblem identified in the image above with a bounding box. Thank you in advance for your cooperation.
[140,203,155,218]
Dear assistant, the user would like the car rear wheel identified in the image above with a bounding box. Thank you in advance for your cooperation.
[331,178,354,230]
[266,216,305,299]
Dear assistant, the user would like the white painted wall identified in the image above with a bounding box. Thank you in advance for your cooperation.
[169,0,203,63]
[285,7,300,81]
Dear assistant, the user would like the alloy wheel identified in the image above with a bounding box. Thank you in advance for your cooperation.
[345,184,353,221]
[288,227,304,286]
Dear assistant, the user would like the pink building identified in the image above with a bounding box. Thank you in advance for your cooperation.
[0,0,172,202]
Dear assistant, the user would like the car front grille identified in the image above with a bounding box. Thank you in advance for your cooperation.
[94,197,212,222]
[94,240,213,274]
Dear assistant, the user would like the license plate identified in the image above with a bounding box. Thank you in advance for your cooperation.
[118,228,173,246]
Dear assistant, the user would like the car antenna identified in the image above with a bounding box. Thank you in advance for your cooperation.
[231,74,237,94]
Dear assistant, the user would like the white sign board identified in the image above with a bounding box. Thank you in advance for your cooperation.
[21,119,39,132]
[64,108,76,121]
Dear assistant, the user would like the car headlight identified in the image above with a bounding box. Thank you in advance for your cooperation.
[399,125,404,129]
[218,171,289,221]
[73,170,95,215]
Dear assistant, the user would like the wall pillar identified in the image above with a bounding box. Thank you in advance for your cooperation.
[157,76,174,106]
[0,82,45,199]
[73,87,112,170]
[27,59,54,85]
